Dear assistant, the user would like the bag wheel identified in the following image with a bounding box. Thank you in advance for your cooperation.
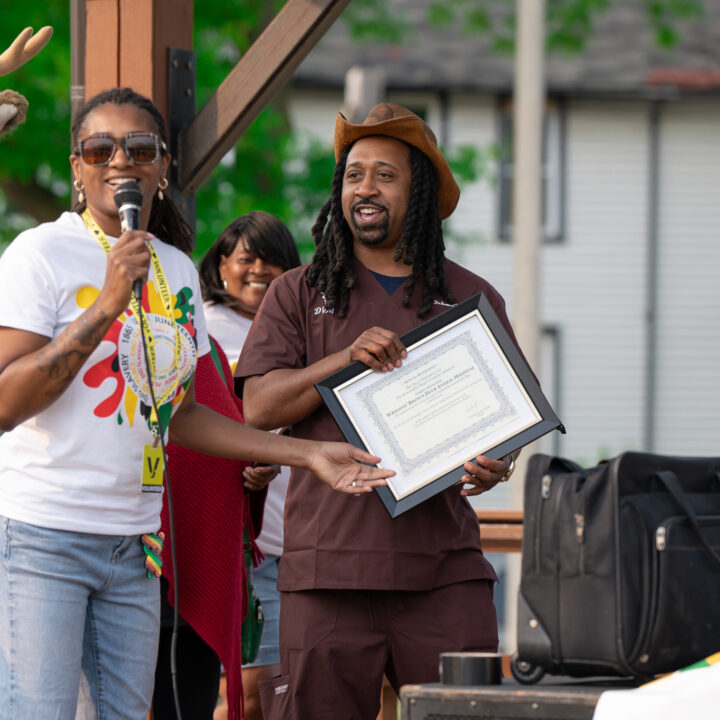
[510,653,545,684]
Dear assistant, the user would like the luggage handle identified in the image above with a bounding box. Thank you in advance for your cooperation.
[549,456,583,473]
[654,470,720,566]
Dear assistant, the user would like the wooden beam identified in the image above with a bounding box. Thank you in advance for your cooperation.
[177,0,354,194]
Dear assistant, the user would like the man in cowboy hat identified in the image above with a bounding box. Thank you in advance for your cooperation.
[237,103,522,719]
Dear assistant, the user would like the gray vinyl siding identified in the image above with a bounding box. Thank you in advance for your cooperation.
[654,101,720,454]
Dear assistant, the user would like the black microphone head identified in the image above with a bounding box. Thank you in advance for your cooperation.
[113,180,143,210]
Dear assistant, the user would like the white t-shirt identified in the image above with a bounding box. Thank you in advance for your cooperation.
[255,464,289,558]
[203,300,287,556]
[202,301,252,372]
[0,212,209,535]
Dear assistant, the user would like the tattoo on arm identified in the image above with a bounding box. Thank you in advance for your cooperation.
[34,307,112,394]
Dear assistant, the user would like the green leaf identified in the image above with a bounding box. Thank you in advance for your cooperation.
[446,143,498,188]
[465,8,492,33]
[428,2,456,27]
[656,23,678,47]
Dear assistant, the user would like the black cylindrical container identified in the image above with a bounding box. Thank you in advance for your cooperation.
[439,652,502,686]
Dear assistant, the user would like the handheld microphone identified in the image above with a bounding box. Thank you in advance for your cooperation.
[113,181,144,299]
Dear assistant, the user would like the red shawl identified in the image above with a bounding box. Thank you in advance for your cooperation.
[161,341,265,719]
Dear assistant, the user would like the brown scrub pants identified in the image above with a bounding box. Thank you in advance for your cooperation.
[258,579,497,720]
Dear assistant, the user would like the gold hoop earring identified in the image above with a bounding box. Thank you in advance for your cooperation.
[157,177,169,201]
[73,178,85,204]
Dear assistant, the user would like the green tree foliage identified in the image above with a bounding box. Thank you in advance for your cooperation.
[0,4,71,250]
[426,0,704,54]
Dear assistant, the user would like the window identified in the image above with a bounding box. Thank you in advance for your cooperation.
[539,326,562,456]
[497,98,566,241]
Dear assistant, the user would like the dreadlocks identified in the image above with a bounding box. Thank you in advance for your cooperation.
[305,143,456,318]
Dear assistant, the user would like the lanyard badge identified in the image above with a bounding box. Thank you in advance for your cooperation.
[141,441,165,493]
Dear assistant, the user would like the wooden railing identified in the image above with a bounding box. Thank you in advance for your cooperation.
[475,509,524,553]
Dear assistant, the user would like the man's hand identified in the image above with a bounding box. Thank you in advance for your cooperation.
[243,463,280,491]
[309,443,395,494]
[345,326,407,372]
[460,452,517,496]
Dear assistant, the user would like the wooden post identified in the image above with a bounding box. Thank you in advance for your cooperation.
[83,0,193,123]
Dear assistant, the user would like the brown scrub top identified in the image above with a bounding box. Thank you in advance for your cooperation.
[237,258,521,592]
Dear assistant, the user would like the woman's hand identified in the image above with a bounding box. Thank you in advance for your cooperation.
[96,231,152,316]
[345,326,407,372]
[460,452,517,496]
[243,463,280,491]
[309,443,395,494]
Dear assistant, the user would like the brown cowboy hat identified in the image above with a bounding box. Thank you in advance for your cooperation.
[334,102,460,219]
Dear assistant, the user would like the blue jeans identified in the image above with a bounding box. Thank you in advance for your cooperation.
[243,554,280,667]
[0,516,160,720]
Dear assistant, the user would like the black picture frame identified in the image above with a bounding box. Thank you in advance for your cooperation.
[315,292,565,517]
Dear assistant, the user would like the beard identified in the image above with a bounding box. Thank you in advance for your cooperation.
[348,201,390,247]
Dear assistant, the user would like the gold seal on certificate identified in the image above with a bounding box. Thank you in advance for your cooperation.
[316,293,564,517]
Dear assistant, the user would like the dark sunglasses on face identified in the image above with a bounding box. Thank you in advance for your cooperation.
[75,132,167,166]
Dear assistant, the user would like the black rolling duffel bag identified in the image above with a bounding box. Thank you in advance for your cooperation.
[512,452,720,683]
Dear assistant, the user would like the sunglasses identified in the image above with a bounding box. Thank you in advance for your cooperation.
[76,132,167,166]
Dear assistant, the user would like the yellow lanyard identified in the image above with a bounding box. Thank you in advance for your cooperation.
[81,209,184,428]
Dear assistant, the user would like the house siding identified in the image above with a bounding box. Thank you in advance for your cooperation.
[655,101,720,454]
[451,98,650,465]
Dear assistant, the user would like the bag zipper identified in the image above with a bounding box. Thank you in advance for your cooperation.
[574,495,586,574]
[535,473,553,572]
[541,473,552,499]
[637,516,684,672]
[623,501,653,668]
[637,515,719,673]
[574,513,585,544]
[655,525,666,551]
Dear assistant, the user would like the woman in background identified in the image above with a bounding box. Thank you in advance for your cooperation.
[200,212,300,720]
[200,212,301,372]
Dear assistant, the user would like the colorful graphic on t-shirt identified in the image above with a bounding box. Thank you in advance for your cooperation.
[79,280,198,430]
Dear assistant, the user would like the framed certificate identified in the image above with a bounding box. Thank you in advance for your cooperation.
[315,292,564,517]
